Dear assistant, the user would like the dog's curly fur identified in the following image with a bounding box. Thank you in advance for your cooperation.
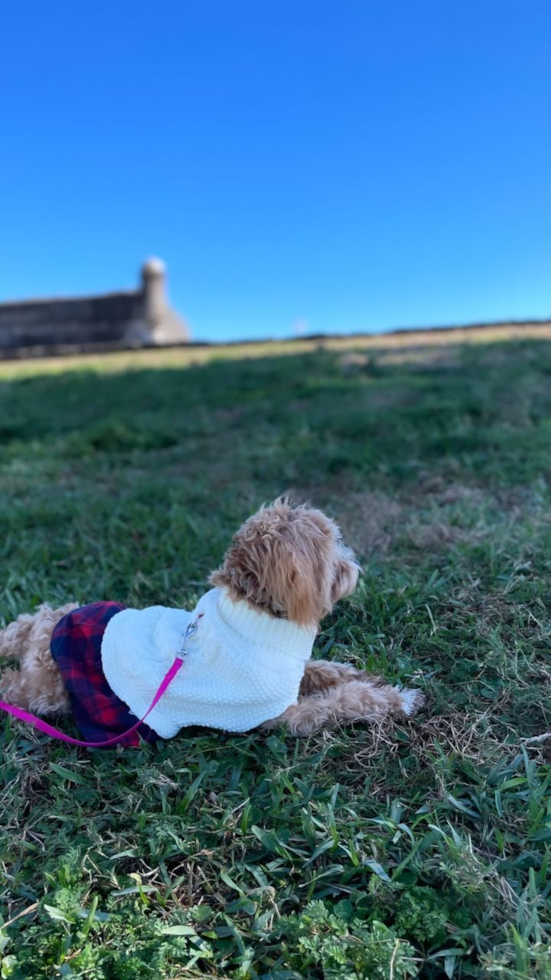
[0,498,423,737]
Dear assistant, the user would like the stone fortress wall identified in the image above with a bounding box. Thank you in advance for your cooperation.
[0,258,190,357]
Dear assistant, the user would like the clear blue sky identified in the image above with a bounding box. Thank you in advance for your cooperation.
[2,1,551,342]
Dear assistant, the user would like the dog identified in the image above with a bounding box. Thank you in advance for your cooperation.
[0,498,423,744]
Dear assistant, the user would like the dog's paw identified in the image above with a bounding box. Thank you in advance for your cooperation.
[398,687,425,717]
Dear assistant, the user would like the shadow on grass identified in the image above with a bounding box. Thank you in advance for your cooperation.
[1,339,551,491]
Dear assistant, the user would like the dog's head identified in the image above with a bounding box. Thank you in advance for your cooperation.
[209,497,360,627]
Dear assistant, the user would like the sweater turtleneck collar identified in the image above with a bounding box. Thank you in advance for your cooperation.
[214,589,317,661]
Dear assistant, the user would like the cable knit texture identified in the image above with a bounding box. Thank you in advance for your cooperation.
[101,588,317,737]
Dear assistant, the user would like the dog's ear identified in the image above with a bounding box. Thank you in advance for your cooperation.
[209,529,327,626]
[330,549,360,603]
[265,532,331,627]
[210,499,356,627]
[209,537,263,605]
[209,509,333,627]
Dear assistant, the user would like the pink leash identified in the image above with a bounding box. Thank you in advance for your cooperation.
[0,613,203,748]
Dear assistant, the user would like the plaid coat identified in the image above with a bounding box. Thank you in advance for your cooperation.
[50,602,158,746]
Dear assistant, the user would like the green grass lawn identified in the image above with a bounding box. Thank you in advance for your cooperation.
[1,338,551,979]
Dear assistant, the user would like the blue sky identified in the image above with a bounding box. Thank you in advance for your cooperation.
[2,1,551,342]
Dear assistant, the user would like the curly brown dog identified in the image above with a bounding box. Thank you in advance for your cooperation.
[0,498,423,743]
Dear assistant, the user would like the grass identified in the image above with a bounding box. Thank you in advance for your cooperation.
[1,335,551,979]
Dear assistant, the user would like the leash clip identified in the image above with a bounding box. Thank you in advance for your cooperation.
[176,612,204,660]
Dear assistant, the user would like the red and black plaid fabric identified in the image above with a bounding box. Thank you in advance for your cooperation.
[50,602,158,746]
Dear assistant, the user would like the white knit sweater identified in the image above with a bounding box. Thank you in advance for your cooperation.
[101,588,316,737]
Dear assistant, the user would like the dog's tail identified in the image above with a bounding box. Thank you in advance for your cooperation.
[0,603,77,661]
[0,611,38,661]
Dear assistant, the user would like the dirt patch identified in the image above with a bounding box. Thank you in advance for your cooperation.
[338,352,372,376]
[406,520,470,549]
[407,710,505,767]
[285,487,402,557]
[336,483,484,555]
[407,477,543,515]
[494,485,545,512]
[436,483,487,505]
[377,345,462,369]
[291,477,546,561]
[339,352,371,369]
[329,491,402,556]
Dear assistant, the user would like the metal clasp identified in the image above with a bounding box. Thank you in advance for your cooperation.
[176,612,204,660]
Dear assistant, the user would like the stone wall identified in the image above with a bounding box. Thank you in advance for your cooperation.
[0,258,190,357]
